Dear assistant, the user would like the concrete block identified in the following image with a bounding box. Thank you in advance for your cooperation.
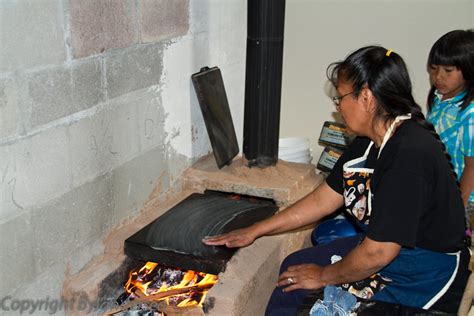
[111,144,170,226]
[140,0,189,43]
[188,0,245,37]
[188,0,211,36]
[28,59,105,128]
[69,0,138,59]
[166,146,194,187]
[0,77,18,140]
[10,263,66,315]
[159,33,244,159]
[160,37,210,159]
[0,144,24,221]
[0,212,37,298]
[68,95,140,188]
[10,126,72,210]
[31,173,113,275]
[67,239,106,276]
[0,0,66,72]
[136,87,167,153]
[105,43,164,99]
[0,73,33,139]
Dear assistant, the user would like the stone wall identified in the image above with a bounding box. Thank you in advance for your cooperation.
[0,0,247,311]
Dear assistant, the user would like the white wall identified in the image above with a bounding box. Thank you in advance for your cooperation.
[163,0,247,160]
[281,0,474,162]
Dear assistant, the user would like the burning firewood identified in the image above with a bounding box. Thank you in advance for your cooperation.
[106,261,217,315]
[103,284,208,315]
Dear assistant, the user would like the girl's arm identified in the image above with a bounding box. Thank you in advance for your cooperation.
[460,156,474,206]
[203,181,344,248]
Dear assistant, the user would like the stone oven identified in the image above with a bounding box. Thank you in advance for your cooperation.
[62,155,323,315]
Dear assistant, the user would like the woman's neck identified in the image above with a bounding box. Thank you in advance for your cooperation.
[371,118,393,148]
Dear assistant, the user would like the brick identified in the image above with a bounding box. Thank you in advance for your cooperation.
[0,212,37,298]
[69,0,138,59]
[68,94,140,188]
[140,0,189,43]
[28,59,105,128]
[0,0,66,71]
[31,173,113,275]
[0,77,18,139]
[105,43,164,99]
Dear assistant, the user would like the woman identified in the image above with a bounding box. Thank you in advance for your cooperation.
[203,46,469,315]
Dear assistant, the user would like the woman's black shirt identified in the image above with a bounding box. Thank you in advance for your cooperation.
[326,120,466,253]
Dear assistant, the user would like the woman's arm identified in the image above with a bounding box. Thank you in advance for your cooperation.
[278,237,401,291]
[202,181,344,248]
[460,156,474,207]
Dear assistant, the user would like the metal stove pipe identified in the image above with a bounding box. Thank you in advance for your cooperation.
[243,0,286,167]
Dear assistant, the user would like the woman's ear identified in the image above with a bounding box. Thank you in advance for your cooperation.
[361,88,376,113]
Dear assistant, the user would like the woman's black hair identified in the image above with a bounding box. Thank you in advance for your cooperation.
[427,29,474,112]
[327,45,459,182]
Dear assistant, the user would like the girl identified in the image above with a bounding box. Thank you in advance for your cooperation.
[426,29,474,230]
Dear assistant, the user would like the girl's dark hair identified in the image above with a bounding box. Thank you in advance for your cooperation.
[427,29,474,111]
[327,45,458,181]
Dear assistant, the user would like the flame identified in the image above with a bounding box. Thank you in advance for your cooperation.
[124,262,218,308]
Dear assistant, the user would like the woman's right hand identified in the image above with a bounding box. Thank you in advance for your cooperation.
[202,226,258,248]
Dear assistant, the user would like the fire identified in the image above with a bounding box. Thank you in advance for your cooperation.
[124,261,218,308]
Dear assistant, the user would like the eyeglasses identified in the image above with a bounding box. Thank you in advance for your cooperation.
[332,91,354,106]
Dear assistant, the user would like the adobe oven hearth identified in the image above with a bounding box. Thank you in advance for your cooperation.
[62,156,323,315]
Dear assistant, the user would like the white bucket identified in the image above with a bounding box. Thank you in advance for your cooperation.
[278,137,312,164]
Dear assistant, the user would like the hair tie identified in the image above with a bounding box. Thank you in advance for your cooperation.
[386,49,393,57]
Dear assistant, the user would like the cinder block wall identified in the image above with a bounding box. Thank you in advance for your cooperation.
[0,0,246,305]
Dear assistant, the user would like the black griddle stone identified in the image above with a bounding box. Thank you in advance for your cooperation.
[124,191,277,275]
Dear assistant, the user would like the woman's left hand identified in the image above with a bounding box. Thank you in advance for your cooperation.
[277,264,326,292]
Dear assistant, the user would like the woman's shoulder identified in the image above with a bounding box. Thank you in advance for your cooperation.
[396,120,434,147]
[381,121,440,170]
